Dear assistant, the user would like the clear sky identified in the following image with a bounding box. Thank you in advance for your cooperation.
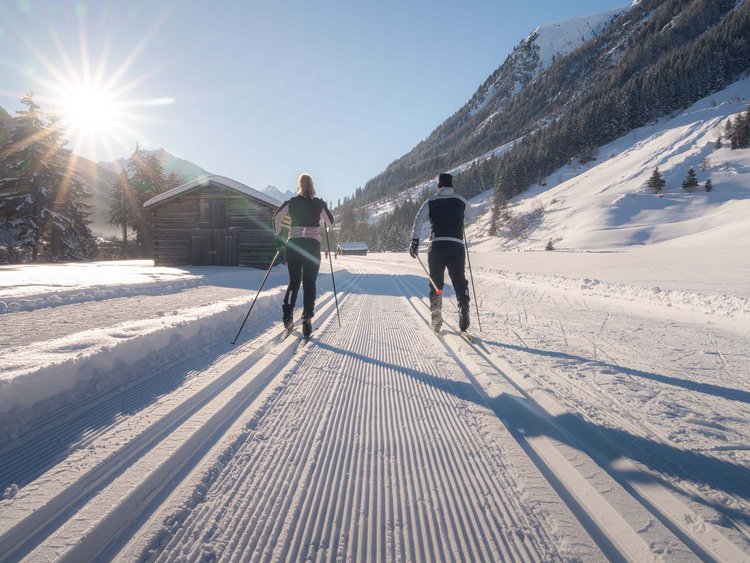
[0,0,627,204]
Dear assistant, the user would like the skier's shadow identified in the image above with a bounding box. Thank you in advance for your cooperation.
[0,314,279,493]
[484,339,750,404]
[316,341,750,531]
[487,392,750,528]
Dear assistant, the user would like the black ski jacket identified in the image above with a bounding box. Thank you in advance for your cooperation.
[273,195,333,242]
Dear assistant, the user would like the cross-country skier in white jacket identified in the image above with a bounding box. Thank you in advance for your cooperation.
[409,172,470,332]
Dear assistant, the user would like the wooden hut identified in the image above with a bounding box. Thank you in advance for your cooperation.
[337,242,368,256]
[143,175,280,267]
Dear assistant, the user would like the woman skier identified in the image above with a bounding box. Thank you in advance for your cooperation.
[273,172,334,338]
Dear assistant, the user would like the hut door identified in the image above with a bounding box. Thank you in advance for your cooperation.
[190,228,238,266]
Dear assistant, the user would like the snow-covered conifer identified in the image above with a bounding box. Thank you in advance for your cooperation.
[646,167,665,194]
[682,167,699,193]
[0,94,94,262]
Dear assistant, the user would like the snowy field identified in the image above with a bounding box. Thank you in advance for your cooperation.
[0,245,748,561]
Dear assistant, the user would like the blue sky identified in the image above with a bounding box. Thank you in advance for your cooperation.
[1,0,627,204]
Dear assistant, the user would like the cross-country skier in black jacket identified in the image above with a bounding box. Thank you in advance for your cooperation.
[273,173,334,338]
[409,172,470,332]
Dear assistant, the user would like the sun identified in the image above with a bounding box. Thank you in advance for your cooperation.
[8,5,178,162]
[59,84,119,135]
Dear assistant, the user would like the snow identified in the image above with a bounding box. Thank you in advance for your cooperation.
[1,60,749,563]
[143,175,282,209]
[526,5,627,72]
[463,76,750,255]
[261,185,295,203]
[1,231,748,559]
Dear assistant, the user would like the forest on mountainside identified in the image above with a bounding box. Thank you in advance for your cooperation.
[336,0,750,250]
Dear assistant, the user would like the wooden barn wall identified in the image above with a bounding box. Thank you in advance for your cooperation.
[150,185,277,268]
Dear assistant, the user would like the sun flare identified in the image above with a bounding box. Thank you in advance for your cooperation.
[59,85,118,134]
[8,6,176,162]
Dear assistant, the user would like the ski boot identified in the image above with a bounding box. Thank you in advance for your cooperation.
[430,292,443,332]
[301,315,313,339]
[282,304,294,333]
[458,302,470,332]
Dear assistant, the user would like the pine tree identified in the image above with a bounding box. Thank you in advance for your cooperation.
[739,105,750,148]
[488,206,499,237]
[646,167,666,194]
[731,114,747,149]
[0,94,94,262]
[338,205,357,242]
[725,118,734,147]
[127,144,166,256]
[682,167,699,193]
[704,178,713,192]
[164,171,184,191]
[108,171,137,251]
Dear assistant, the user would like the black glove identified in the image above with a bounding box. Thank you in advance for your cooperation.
[409,238,419,259]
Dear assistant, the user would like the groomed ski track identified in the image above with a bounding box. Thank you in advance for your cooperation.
[1,260,748,561]
[127,272,592,562]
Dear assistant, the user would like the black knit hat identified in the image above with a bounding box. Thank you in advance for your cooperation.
[438,173,453,188]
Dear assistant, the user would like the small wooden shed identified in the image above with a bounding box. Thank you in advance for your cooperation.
[337,242,368,256]
[143,175,280,267]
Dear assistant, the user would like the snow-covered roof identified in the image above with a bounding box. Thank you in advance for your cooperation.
[143,175,281,209]
[338,242,368,250]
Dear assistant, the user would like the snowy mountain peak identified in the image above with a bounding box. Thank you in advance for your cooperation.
[524,5,627,72]
[467,5,626,118]
[261,185,295,203]
[99,148,209,183]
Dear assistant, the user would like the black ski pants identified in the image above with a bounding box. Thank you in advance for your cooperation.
[284,237,321,318]
[427,241,470,305]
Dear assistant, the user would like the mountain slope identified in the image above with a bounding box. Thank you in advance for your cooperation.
[352,0,749,212]
[355,5,627,207]
[468,75,750,250]
[467,6,626,121]
[100,148,210,183]
[72,155,119,237]
[0,106,11,142]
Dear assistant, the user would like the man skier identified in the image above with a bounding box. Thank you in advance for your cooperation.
[409,172,471,332]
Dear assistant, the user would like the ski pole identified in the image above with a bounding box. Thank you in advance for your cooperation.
[463,227,482,332]
[231,249,280,345]
[415,254,441,295]
[324,223,341,327]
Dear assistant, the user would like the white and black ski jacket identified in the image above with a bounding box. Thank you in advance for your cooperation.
[411,187,466,246]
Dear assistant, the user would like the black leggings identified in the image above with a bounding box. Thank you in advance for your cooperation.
[284,238,321,318]
[427,241,470,304]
